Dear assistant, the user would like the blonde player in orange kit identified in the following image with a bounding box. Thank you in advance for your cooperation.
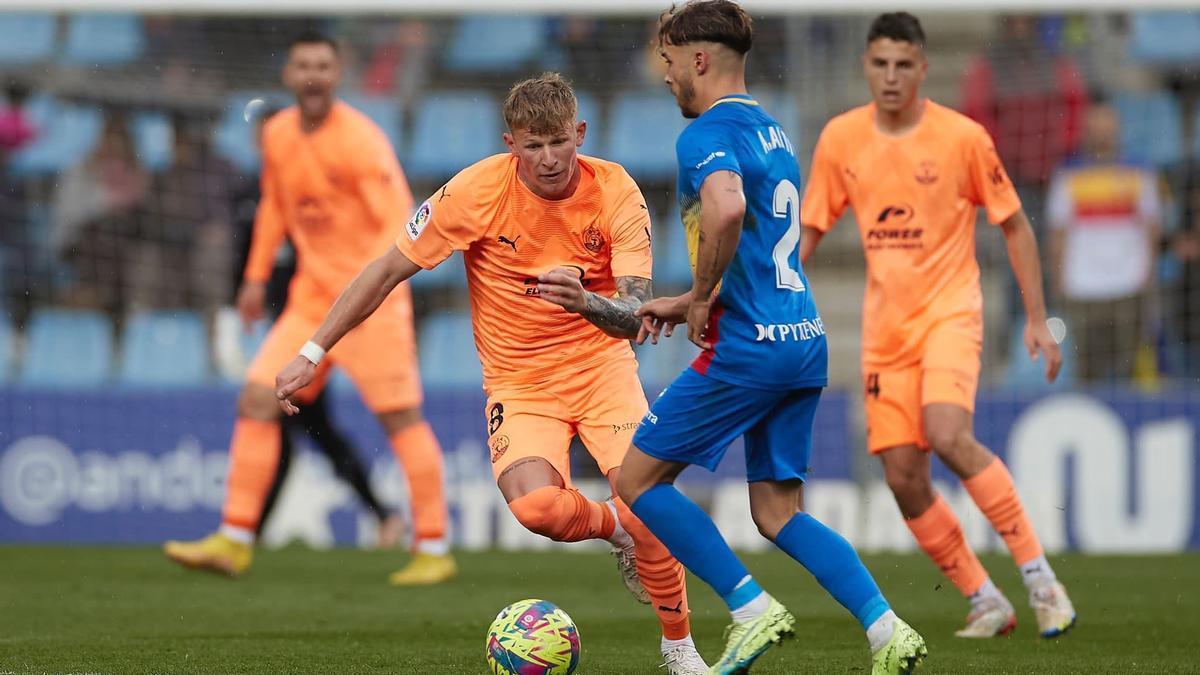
[273,73,708,674]
[164,32,453,586]
[800,13,1077,640]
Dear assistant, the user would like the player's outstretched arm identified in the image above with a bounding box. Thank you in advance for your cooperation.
[275,246,421,414]
[536,269,652,340]
[689,170,746,349]
[1000,209,1062,382]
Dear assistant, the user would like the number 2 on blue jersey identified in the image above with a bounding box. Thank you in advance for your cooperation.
[772,179,805,292]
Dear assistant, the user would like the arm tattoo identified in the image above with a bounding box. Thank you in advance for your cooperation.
[580,276,652,340]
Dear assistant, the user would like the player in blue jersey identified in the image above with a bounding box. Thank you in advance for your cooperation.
[616,3,927,674]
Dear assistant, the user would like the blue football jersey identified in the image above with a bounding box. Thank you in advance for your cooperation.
[675,94,827,389]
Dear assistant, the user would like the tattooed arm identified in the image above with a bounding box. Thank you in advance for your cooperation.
[688,170,746,349]
[535,271,652,340]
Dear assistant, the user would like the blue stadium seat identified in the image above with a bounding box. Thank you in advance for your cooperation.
[407,91,502,181]
[8,95,103,176]
[212,91,289,173]
[1000,324,1075,391]
[574,91,604,158]
[341,93,404,158]
[1128,12,1200,66]
[62,14,145,66]
[0,13,56,64]
[408,251,468,291]
[417,313,482,389]
[606,92,691,180]
[444,16,546,73]
[130,111,173,172]
[20,309,114,386]
[117,311,210,386]
[1115,91,1183,167]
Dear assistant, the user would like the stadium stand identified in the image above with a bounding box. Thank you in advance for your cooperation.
[417,312,482,389]
[61,14,146,66]
[1114,90,1184,168]
[0,13,56,64]
[19,309,113,386]
[9,95,103,176]
[444,15,547,74]
[605,91,690,179]
[1128,11,1200,66]
[117,311,210,386]
[407,90,502,180]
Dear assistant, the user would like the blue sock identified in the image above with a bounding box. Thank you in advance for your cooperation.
[630,484,761,610]
[774,513,890,629]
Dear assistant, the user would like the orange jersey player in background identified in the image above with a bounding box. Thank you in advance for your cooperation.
[164,31,453,586]
[274,73,709,674]
[800,13,1076,639]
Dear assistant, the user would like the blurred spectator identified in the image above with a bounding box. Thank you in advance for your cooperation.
[554,17,607,87]
[1174,170,1200,378]
[0,79,36,153]
[0,79,35,324]
[962,14,1088,220]
[360,20,431,108]
[1046,100,1161,384]
[51,111,150,319]
[134,113,233,313]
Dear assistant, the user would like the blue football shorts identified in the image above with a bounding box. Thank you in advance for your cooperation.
[632,366,821,482]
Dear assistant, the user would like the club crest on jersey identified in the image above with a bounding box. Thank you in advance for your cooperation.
[915,160,939,185]
[582,224,606,254]
[406,201,432,240]
[489,435,510,463]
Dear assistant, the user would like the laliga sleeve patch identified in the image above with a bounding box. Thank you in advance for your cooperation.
[406,201,433,240]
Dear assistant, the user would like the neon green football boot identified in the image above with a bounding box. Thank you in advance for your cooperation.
[708,597,795,674]
[871,617,927,675]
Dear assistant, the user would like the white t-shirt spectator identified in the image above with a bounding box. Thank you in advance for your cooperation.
[1047,162,1161,300]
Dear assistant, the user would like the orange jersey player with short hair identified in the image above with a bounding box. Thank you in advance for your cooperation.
[800,13,1076,640]
[274,73,708,673]
[164,31,453,586]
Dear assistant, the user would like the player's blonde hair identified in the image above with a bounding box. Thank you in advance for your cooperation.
[503,72,578,136]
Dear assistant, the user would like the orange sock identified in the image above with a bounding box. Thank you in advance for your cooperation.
[614,498,691,640]
[905,495,989,596]
[507,486,615,542]
[389,422,448,542]
[964,458,1044,566]
[220,418,282,532]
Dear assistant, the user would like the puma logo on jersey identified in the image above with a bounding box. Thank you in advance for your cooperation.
[498,235,520,252]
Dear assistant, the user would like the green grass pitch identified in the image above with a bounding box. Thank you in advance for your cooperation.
[1,548,1196,673]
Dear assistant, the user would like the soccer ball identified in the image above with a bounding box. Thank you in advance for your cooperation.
[485,598,580,675]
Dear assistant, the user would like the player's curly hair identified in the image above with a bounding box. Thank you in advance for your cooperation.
[503,72,578,135]
[657,0,753,55]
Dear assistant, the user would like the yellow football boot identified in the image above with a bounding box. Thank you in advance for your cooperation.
[163,532,252,577]
[387,552,457,586]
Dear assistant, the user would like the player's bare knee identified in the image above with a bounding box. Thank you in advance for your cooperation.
[885,465,932,507]
[750,508,792,541]
[614,470,644,507]
[929,428,991,477]
[238,384,280,421]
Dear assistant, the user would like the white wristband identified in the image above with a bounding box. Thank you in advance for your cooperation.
[299,341,326,366]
